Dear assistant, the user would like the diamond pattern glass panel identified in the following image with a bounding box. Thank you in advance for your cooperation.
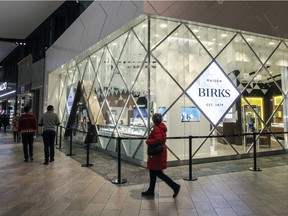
[150,18,179,49]
[77,58,88,81]
[152,24,212,89]
[188,24,235,58]
[118,30,147,91]
[97,47,115,96]
[242,34,280,64]
[132,19,148,50]
[82,58,96,99]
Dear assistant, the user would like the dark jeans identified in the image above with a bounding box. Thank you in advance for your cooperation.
[42,130,56,162]
[147,170,178,193]
[22,134,34,160]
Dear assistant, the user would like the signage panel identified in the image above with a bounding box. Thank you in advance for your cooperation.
[0,82,7,91]
[66,86,74,114]
[186,62,240,126]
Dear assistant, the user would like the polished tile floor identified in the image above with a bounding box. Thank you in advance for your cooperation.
[1,131,288,216]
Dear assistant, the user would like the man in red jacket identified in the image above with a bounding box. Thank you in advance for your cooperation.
[18,106,37,162]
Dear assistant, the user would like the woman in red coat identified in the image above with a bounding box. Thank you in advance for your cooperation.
[142,113,180,198]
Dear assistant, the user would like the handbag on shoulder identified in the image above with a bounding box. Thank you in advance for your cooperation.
[147,143,163,155]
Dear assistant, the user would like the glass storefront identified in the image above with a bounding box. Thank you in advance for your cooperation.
[48,15,288,163]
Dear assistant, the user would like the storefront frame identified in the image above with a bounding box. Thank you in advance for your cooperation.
[48,15,288,163]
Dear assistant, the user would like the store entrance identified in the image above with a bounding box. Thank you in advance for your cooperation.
[241,97,264,133]
[242,105,258,133]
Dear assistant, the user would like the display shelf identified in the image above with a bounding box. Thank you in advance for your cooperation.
[99,124,147,136]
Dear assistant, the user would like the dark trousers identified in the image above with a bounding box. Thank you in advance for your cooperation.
[147,170,178,192]
[42,130,56,162]
[22,134,34,160]
[13,131,19,142]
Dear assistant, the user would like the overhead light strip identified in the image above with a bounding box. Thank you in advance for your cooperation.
[0,90,16,98]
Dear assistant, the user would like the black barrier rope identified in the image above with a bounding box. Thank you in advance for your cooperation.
[112,137,127,184]
[184,136,198,181]
[82,132,94,167]
[56,125,288,181]
[66,128,75,156]
[249,132,262,172]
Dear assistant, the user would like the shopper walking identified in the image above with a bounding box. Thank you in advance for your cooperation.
[142,113,180,198]
[12,113,20,142]
[18,106,37,162]
[2,114,10,133]
[39,105,60,165]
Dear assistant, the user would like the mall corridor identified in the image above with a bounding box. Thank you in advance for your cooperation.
[1,132,288,216]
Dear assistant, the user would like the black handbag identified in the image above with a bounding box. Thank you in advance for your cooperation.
[147,143,163,155]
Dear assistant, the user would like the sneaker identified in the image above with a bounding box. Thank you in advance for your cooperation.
[173,184,181,198]
[30,157,34,161]
[141,191,155,197]
[50,159,55,162]
[43,161,49,165]
[24,159,28,162]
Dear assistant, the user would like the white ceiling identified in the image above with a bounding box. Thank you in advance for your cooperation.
[0,1,64,62]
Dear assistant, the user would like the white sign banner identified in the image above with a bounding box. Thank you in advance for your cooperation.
[66,86,74,114]
[187,62,240,126]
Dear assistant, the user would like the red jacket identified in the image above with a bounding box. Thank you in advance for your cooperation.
[146,122,167,170]
[18,113,37,134]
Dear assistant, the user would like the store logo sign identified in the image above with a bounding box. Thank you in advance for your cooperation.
[186,62,240,126]
[0,82,7,91]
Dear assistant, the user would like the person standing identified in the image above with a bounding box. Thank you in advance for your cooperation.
[12,113,20,142]
[2,114,10,133]
[246,112,255,132]
[142,113,180,198]
[18,106,37,162]
[39,105,60,165]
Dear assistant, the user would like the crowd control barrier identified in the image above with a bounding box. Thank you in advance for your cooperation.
[55,125,288,185]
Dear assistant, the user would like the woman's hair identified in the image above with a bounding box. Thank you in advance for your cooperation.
[152,113,163,125]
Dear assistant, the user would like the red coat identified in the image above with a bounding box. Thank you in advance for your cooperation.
[146,122,167,170]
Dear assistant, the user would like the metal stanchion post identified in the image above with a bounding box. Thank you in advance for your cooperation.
[249,132,261,171]
[112,137,127,184]
[184,136,198,181]
[57,126,63,149]
[66,128,75,156]
[55,125,58,145]
[82,132,94,167]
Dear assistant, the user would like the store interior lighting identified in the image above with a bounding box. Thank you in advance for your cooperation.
[0,37,27,46]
